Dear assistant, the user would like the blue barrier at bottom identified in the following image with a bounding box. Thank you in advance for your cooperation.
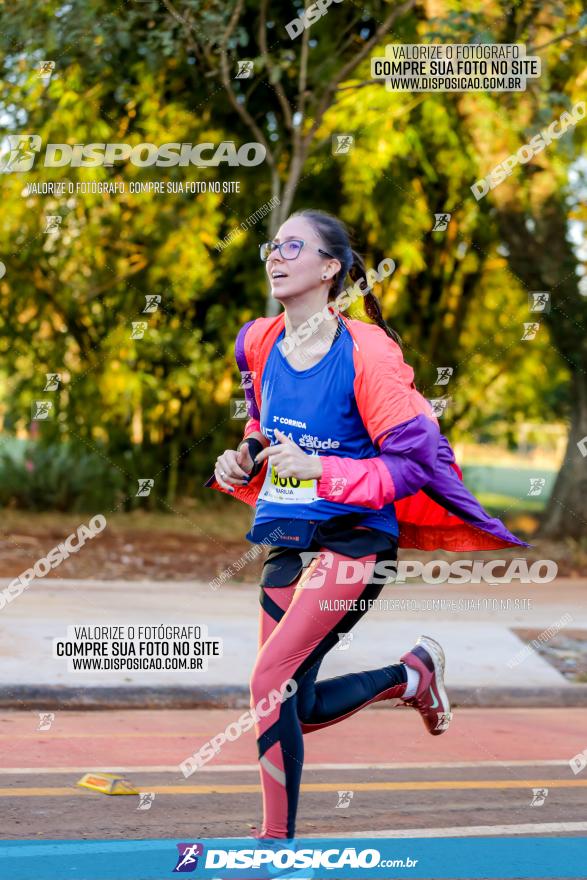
[0,836,585,880]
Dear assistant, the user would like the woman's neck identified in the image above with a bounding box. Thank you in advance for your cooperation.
[282,290,338,341]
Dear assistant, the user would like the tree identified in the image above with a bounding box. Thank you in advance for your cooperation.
[450,0,587,537]
[0,0,583,528]
[161,0,417,314]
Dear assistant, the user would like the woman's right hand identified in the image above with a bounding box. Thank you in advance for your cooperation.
[214,444,255,492]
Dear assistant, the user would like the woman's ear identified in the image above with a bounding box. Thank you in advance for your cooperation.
[327,258,342,278]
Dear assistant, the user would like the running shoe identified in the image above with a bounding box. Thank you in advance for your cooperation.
[400,635,452,735]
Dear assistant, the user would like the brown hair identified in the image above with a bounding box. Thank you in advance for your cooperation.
[290,208,401,346]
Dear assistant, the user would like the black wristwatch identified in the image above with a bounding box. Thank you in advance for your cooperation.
[239,437,265,479]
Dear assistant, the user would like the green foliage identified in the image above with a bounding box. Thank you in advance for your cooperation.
[0,0,585,513]
[0,440,125,511]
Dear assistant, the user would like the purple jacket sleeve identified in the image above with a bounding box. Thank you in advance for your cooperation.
[234,320,262,438]
[316,414,440,508]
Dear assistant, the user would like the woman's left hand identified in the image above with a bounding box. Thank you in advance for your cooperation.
[254,429,323,480]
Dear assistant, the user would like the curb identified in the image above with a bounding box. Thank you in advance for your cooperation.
[1,684,587,710]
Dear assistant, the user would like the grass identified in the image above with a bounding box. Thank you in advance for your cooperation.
[0,497,253,541]
[475,493,546,515]
[0,489,543,542]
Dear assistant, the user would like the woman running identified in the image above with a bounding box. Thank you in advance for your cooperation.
[207,209,527,840]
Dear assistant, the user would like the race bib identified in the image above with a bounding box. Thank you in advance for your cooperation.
[259,463,318,505]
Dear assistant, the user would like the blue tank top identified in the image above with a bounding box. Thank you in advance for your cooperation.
[246,319,399,547]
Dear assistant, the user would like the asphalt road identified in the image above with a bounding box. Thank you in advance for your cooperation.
[1,706,587,840]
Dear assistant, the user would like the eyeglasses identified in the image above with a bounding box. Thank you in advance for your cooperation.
[259,239,333,262]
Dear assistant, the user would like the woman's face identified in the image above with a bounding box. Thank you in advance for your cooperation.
[265,216,339,301]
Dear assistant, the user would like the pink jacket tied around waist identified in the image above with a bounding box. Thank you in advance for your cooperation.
[205,313,529,552]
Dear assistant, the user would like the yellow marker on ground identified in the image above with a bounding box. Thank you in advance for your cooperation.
[76,772,138,795]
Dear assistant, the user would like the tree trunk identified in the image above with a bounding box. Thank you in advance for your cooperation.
[266,151,307,317]
[539,370,587,538]
[496,197,587,539]
[266,168,283,317]
[166,436,179,508]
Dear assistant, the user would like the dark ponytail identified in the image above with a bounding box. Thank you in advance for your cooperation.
[347,248,402,347]
[290,209,402,347]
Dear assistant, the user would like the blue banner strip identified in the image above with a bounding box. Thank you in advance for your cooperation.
[0,836,585,879]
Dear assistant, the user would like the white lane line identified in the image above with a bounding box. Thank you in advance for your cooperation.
[0,759,570,775]
[331,821,587,838]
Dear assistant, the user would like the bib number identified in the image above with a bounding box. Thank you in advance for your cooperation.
[260,464,318,504]
[271,469,313,490]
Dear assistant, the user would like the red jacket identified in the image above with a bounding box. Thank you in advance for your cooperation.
[205,313,529,552]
